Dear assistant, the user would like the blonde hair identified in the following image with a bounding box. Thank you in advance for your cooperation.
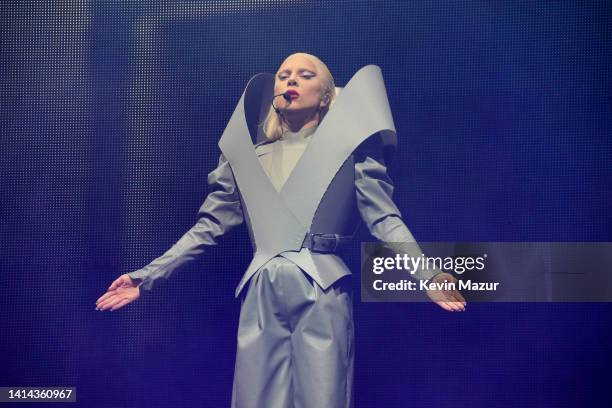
[262,53,336,141]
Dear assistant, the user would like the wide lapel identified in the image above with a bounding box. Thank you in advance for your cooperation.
[218,74,307,259]
[280,65,398,228]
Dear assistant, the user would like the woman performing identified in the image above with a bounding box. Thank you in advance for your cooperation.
[95,52,466,408]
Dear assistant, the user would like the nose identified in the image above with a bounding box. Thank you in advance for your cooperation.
[287,73,298,86]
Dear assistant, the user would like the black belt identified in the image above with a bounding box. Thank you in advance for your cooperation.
[301,232,353,253]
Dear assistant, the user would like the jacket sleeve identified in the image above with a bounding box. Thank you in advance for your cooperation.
[354,136,442,281]
[127,153,244,292]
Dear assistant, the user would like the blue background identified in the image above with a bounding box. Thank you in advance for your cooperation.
[1,1,611,407]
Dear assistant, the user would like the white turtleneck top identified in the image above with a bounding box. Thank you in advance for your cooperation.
[254,126,317,192]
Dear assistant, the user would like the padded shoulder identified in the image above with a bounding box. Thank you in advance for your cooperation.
[354,131,396,167]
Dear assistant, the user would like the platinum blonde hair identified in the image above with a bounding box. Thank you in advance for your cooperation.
[262,53,336,141]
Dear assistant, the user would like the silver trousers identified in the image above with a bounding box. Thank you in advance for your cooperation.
[231,256,355,408]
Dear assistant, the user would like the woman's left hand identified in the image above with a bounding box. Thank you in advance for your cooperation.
[425,272,467,312]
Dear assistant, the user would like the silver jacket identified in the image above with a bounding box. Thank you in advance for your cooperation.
[128,65,438,297]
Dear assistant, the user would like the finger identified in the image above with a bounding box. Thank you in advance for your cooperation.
[443,290,467,308]
[104,296,125,311]
[442,300,463,312]
[450,301,466,311]
[444,293,465,310]
[449,298,466,311]
[110,297,131,311]
[450,292,467,309]
[108,276,124,291]
[96,290,117,305]
[97,294,119,311]
[443,290,466,305]
[436,301,454,312]
[452,290,467,305]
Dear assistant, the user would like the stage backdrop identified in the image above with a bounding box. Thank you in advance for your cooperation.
[1,1,611,407]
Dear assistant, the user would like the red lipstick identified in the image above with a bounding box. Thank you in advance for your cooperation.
[285,90,300,99]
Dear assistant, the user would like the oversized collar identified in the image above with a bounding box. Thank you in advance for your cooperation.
[217,65,401,298]
[222,64,398,153]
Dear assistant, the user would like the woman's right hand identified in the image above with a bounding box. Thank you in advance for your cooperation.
[95,274,141,311]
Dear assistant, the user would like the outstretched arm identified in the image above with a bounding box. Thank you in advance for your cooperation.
[354,136,466,311]
[126,153,244,292]
[354,136,436,279]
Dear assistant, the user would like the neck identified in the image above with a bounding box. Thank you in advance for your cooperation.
[281,108,320,133]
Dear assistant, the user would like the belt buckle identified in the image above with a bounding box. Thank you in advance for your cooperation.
[312,233,338,252]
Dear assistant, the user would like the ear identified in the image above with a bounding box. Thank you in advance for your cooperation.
[320,92,330,108]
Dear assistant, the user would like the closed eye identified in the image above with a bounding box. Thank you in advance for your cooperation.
[277,70,316,80]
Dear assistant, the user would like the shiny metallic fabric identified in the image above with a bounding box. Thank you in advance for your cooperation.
[231,257,354,408]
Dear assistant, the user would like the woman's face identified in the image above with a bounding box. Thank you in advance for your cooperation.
[274,54,328,114]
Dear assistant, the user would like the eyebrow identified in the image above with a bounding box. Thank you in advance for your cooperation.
[277,68,316,75]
